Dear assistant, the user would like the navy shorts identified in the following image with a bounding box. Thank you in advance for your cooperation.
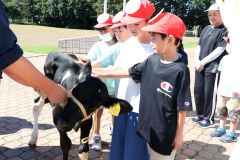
[110,112,149,160]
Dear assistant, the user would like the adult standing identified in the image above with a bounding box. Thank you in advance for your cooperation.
[192,3,228,128]
[0,1,67,104]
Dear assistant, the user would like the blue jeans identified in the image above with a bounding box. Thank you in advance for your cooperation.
[110,112,149,160]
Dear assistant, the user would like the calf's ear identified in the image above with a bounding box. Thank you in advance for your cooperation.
[106,98,133,116]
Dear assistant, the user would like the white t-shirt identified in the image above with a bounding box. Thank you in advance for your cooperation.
[218,54,240,97]
[114,37,154,113]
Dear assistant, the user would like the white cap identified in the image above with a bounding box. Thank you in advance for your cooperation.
[205,3,220,12]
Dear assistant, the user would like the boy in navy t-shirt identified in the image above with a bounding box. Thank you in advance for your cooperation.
[128,12,192,159]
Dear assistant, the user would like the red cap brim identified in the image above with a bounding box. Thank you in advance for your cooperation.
[141,25,159,33]
[120,15,146,24]
[94,23,112,28]
[110,23,125,29]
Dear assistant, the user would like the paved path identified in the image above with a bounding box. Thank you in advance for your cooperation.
[0,51,239,160]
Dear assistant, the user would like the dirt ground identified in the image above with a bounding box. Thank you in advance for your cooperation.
[10,24,98,46]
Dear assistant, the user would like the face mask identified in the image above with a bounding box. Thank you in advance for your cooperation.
[100,32,113,42]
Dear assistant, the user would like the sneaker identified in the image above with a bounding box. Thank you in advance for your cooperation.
[198,120,214,128]
[210,127,226,137]
[191,116,203,123]
[220,132,238,143]
[90,135,102,151]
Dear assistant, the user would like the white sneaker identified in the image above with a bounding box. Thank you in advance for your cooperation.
[90,135,102,151]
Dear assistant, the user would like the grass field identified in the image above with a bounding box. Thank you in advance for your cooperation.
[11,24,98,54]
[11,24,199,54]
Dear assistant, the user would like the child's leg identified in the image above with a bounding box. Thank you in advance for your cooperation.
[227,97,240,133]
[94,107,103,135]
[90,107,103,150]
[229,120,239,133]
[219,115,227,128]
[220,98,240,143]
[147,144,176,160]
[217,95,228,128]
[210,96,228,137]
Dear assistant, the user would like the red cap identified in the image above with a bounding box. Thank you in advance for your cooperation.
[120,0,155,24]
[94,13,113,28]
[110,11,126,29]
[142,12,186,40]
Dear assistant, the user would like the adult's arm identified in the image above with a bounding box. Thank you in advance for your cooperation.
[199,46,226,66]
[3,56,67,104]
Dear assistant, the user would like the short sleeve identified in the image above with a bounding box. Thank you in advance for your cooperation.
[99,44,120,67]
[177,67,192,111]
[128,59,147,83]
[216,28,228,47]
[87,43,99,62]
[0,2,23,70]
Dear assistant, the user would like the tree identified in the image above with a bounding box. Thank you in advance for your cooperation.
[3,0,215,29]
[150,0,214,29]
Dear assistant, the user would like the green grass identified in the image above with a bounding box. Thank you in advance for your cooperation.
[21,37,198,54]
[22,45,58,54]
[183,41,198,49]
[183,37,199,49]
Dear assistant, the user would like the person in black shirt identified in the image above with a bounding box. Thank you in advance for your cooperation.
[128,12,192,159]
[0,1,67,104]
[192,3,228,128]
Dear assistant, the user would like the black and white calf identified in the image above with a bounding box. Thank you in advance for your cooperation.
[28,53,132,160]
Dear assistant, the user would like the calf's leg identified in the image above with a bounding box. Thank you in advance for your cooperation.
[29,97,45,148]
[79,118,92,160]
[59,131,72,160]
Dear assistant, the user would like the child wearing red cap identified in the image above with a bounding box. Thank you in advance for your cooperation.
[87,12,117,151]
[127,12,192,159]
[92,0,155,159]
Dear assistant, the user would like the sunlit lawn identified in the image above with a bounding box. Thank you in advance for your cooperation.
[12,24,199,54]
[22,45,58,54]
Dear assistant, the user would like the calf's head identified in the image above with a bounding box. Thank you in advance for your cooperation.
[53,76,132,132]
[44,53,91,90]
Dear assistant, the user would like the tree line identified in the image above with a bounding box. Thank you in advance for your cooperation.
[3,0,214,30]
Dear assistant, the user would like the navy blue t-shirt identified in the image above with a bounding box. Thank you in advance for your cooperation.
[198,24,227,72]
[129,54,192,155]
[0,1,23,70]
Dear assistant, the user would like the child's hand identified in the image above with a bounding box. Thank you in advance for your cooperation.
[232,92,239,97]
[172,134,183,150]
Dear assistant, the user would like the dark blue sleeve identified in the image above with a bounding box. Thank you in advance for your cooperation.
[0,1,23,70]
[128,59,147,83]
[178,50,188,65]
[177,66,192,111]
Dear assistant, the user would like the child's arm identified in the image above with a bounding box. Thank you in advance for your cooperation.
[172,111,186,150]
[92,67,129,78]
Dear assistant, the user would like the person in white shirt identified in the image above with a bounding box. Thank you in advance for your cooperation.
[210,35,240,143]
